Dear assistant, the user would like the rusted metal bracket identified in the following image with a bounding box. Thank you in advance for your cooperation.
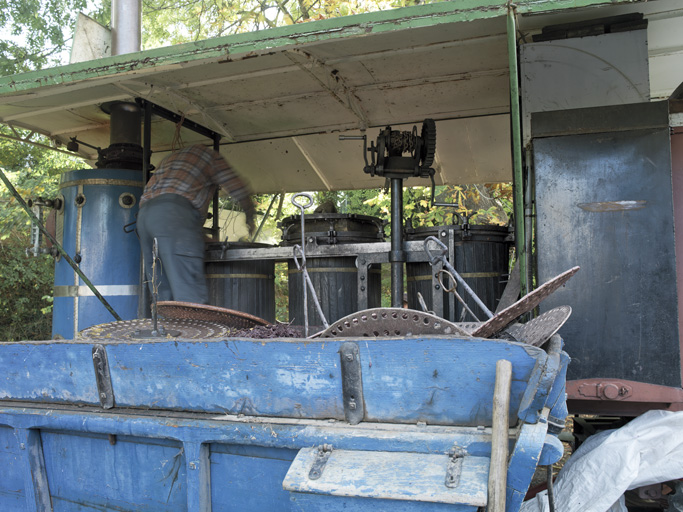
[92,344,115,409]
[445,446,467,488]
[308,444,333,480]
[340,342,365,425]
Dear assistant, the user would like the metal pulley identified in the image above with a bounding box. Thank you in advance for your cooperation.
[341,118,437,179]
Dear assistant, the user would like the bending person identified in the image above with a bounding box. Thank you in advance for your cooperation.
[138,144,255,304]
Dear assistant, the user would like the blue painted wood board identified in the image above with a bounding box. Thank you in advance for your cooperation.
[0,425,26,509]
[41,431,188,511]
[210,444,296,512]
[0,404,552,512]
[283,447,489,506]
[0,406,493,456]
[0,341,98,404]
[288,493,478,511]
[0,336,546,427]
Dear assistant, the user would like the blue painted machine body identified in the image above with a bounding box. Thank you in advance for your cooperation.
[0,334,568,512]
[52,168,143,339]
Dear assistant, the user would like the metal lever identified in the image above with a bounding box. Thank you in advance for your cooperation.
[423,236,494,320]
[291,193,329,336]
[437,269,481,322]
[293,245,329,335]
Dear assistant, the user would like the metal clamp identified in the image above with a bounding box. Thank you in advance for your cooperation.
[92,345,115,409]
[339,342,365,425]
[308,444,333,480]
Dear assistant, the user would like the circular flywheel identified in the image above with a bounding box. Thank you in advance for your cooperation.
[420,118,437,169]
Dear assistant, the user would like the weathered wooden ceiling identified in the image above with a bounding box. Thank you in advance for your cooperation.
[0,0,681,193]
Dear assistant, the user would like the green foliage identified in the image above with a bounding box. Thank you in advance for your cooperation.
[0,0,88,74]
[0,236,54,341]
[140,0,433,48]
[0,141,84,340]
[0,137,83,240]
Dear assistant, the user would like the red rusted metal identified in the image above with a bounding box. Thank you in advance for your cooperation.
[157,301,270,329]
[567,378,683,416]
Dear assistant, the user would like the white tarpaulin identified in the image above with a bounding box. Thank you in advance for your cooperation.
[522,410,683,512]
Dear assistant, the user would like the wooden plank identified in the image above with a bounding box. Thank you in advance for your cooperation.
[283,448,489,506]
[0,337,545,425]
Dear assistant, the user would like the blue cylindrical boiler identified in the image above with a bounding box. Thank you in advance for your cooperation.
[52,168,142,339]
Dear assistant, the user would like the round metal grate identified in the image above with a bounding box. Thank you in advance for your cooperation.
[156,301,269,329]
[79,318,233,340]
[471,266,579,339]
[314,308,471,338]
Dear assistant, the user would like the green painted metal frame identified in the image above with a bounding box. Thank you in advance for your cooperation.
[0,0,643,96]
[507,5,528,296]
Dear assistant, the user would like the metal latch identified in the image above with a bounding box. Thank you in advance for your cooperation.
[340,342,365,425]
[308,444,333,480]
[445,446,467,488]
[92,344,115,409]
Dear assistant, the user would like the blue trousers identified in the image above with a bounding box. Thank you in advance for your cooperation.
[137,194,208,304]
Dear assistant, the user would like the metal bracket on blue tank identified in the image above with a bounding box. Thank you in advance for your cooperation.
[308,444,333,480]
[92,345,115,409]
[339,342,365,425]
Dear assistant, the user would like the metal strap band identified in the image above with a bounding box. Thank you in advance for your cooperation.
[288,267,358,275]
[408,272,502,282]
[54,285,140,297]
[205,273,272,279]
[59,179,143,189]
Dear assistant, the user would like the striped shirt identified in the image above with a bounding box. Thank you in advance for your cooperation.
[140,145,253,219]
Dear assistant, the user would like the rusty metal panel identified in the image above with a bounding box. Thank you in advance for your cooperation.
[533,102,681,388]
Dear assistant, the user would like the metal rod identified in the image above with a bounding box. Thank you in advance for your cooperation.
[507,5,527,296]
[0,168,122,322]
[135,98,220,141]
[293,245,329,334]
[291,193,329,335]
[390,177,405,308]
[437,270,481,322]
[488,359,512,512]
[547,465,556,512]
[251,193,279,242]
[212,135,221,238]
[151,238,159,334]
[424,236,493,319]
[138,100,152,319]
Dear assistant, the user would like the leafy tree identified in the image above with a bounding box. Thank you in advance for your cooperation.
[0,139,84,340]
[140,0,427,47]
[0,0,88,74]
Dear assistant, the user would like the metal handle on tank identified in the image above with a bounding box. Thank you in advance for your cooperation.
[291,193,329,336]
[423,236,494,320]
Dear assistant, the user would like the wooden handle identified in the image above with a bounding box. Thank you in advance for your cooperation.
[488,359,512,512]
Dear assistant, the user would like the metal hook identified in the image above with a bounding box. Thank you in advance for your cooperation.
[437,269,481,322]
[423,236,494,320]
[290,193,328,336]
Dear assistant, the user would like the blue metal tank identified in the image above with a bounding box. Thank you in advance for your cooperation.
[52,168,143,339]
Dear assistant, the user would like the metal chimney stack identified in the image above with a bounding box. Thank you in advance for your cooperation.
[100,0,143,169]
[112,0,141,55]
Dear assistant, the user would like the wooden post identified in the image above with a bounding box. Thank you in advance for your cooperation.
[488,359,512,512]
